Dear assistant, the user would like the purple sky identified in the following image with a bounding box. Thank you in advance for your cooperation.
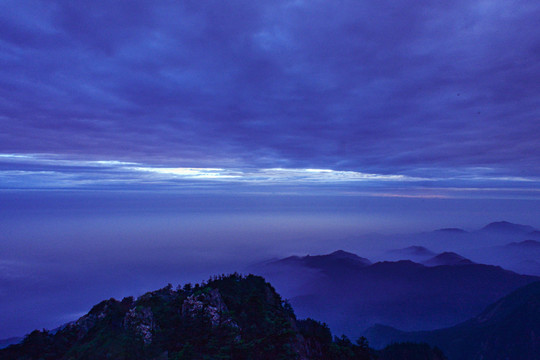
[1,0,540,339]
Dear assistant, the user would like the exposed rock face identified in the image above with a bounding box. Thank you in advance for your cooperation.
[182,289,237,328]
[123,306,156,344]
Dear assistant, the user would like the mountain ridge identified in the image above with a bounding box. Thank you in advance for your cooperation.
[364,280,540,360]
[480,221,537,233]
[506,239,540,248]
[423,252,474,267]
[254,250,540,337]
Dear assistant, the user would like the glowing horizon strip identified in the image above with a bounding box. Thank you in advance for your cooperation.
[1,153,538,185]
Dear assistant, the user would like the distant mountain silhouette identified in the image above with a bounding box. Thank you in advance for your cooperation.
[480,221,536,234]
[506,239,540,249]
[365,281,540,360]
[423,252,474,266]
[275,250,372,275]
[254,251,539,338]
[477,240,540,276]
[389,246,435,258]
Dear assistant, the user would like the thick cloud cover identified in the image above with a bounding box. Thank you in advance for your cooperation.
[1,0,540,178]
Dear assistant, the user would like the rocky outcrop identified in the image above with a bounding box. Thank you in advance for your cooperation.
[182,288,238,329]
[123,306,156,344]
[0,274,385,360]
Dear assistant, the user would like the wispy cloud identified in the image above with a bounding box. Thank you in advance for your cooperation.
[0,153,425,188]
[1,154,539,200]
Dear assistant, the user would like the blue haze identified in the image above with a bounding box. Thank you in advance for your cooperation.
[1,189,540,338]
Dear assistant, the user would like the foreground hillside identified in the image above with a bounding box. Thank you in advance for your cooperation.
[0,274,445,360]
[366,280,540,360]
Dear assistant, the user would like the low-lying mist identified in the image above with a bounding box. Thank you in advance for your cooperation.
[1,190,540,339]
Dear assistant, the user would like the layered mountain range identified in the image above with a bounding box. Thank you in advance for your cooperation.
[3,221,540,359]
[253,249,539,337]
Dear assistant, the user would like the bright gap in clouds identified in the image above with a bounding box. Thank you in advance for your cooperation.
[0,153,424,184]
[0,153,539,201]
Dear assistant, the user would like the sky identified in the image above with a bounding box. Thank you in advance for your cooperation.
[1,0,540,339]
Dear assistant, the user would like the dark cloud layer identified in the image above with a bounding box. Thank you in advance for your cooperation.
[1,0,540,176]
